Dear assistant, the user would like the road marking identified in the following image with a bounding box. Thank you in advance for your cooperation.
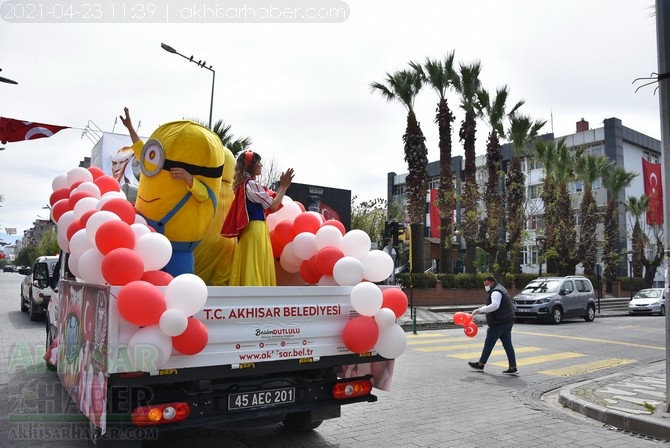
[539,358,636,377]
[481,351,587,368]
[407,338,452,346]
[446,346,545,358]
[514,330,665,350]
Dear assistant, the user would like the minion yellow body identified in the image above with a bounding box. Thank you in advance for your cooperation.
[194,146,237,285]
[131,121,223,276]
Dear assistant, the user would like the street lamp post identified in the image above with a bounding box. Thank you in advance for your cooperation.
[536,235,546,277]
[161,43,215,129]
[626,250,634,300]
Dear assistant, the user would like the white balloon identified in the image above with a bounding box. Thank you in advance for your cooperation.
[374,324,407,359]
[266,212,280,232]
[374,307,397,329]
[70,228,94,258]
[292,232,318,260]
[315,225,343,250]
[134,214,148,225]
[340,229,372,259]
[57,230,70,253]
[118,316,140,346]
[159,308,189,337]
[318,275,339,286]
[135,233,172,271]
[68,253,81,278]
[52,174,68,191]
[67,167,93,188]
[130,223,151,240]
[85,210,121,244]
[57,210,76,237]
[73,197,99,220]
[279,242,302,273]
[77,247,106,285]
[164,274,208,317]
[332,256,365,286]
[273,201,301,223]
[360,250,394,283]
[350,281,383,316]
[127,325,172,371]
[72,181,101,199]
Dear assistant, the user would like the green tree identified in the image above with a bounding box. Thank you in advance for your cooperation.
[371,70,428,273]
[16,246,39,267]
[505,113,546,274]
[625,195,649,278]
[37,227,60,257]
[478,86,523,277]
[455,62,483,273]
[552,143,579,276]
[601,166,637,288]
[411,53,460,274]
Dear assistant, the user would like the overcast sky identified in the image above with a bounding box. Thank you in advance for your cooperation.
[0,0,661,241]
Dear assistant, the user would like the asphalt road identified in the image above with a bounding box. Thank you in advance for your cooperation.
[0,273,666,447]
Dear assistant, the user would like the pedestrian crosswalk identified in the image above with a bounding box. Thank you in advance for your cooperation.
[407,332,637,377]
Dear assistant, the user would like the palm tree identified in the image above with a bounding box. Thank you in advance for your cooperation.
[410,53,460,274]
[552,143,579,276]
[455,62,483,273]
[190,118,252,156]
[371,70,428,273]
[505,113,546,274]
[478,86,523,276]
[574,152,610,275]
[601,165,637,289]
[534,138,561,274]
[624,195,649,278]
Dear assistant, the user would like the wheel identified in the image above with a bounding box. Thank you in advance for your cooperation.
[550,306,563,325]
[20,289,28,312]
[660,305,666,317]
[282,411,323,432]
[28,293,40,322]
[584,305,596,322]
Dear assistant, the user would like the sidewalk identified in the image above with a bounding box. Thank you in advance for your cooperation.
[399,306,670,441]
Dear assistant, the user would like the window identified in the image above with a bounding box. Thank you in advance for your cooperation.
[562,280,574,294]
[528,184,543,199]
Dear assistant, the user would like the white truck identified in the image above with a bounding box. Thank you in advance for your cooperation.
[46,251,394,447]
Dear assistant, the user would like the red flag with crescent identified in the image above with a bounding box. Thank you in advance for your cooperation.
[642,158,664,225]
[0,117,70,144]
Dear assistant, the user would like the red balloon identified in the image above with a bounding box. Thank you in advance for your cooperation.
[382,288,409,318]
[95,220,135,254]
[88,166,105,179]
[322,219,346,236]
[52,198,71,223]
[296,201,306,212]
[453,312,473,326]
[69,180,84,192]
[102,248,144,285]
[274,220,296,246]
[68,190,94,210]
[269,230,287,259]
[293,212,321,235]
[101,198,137,225]
[342,316,379,353]
[49,188,70,207]
[464,322,479,337]
[172,318,209,355]
[79,209,97,228]
[94,175,121,195]
[141,270,174,286]
[315,246,344,276]
[117,280,166,326]
[299,255,321,284]
[67,219,83,241]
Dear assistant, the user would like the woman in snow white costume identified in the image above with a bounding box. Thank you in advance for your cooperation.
[222,150,294,286]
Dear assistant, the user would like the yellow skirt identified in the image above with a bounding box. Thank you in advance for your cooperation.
[229,220,276,286]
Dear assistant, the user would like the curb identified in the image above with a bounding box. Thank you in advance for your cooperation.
[558,375,670,441]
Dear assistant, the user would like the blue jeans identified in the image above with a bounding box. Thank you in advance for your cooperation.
[479,322,517,367]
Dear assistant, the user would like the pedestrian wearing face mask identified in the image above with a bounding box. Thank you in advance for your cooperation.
[467,275,519,375]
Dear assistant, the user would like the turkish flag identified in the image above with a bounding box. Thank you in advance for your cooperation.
[0,117,70,144]
[642,158,664,225]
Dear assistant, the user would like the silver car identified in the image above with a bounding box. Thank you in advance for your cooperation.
[628,288,666,316]
[513,276,596,324]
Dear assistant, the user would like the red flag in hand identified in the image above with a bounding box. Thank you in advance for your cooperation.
[0,117,70,144]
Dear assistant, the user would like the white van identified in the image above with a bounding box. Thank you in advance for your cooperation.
[20,255,59,321]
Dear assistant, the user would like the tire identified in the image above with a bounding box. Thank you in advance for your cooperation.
[20,289,28,312]
[660,305,666,317]
[550,306,563,325]
[28,293,39,322]
[584,305,596,322]
[282,411,323,432]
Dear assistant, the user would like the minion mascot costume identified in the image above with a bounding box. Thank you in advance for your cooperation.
[193,146,237,285]
[131,121,223,277]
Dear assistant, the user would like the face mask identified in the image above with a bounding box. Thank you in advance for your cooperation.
[484,285,491,292]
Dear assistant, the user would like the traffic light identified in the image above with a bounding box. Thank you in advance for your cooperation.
[392,221,404,247]
[384,220,393,239]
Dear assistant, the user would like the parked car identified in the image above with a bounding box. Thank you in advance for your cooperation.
[628,288,666,316]
[513,276,596,324]
[20,256,59,321]
[17,266,30,275]
[3,265,13,272]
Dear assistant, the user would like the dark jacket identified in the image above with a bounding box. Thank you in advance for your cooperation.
[485,283,515,326]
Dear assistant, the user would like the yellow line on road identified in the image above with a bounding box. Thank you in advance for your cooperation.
[514,330,665,350]
[540,358,637,377]
[486,351,587,367]
[416,343,482,352]
[447,346,546,358]
[407,338,452,346]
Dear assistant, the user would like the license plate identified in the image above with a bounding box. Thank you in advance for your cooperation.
[517,308,534,313]
[228,387,296,410]
[634,308,649,311]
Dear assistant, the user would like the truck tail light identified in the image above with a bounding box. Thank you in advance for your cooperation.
[332,379,373,400]
[131,402,190,426]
